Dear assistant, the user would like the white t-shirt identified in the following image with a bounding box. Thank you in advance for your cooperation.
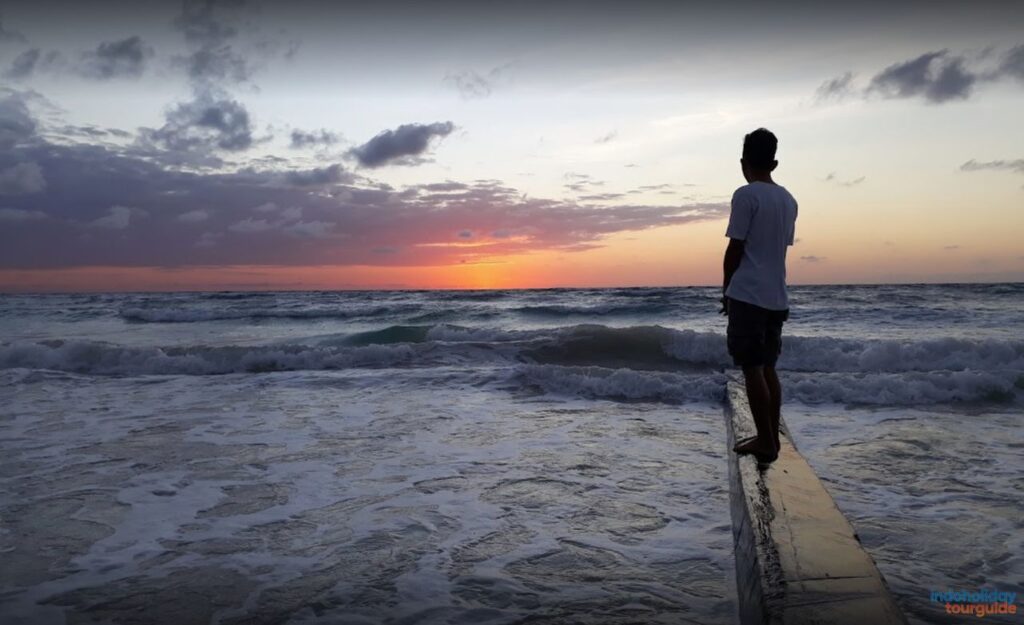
[724,181,798,311]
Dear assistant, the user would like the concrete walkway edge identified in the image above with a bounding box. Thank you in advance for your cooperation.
[725,376,909,625]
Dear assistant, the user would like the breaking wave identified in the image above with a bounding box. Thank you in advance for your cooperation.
[2,323,1021,406]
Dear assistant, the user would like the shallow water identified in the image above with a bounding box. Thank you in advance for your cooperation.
[784,405,1024,625]
[1,283,1021,623]
[0,369,737,624]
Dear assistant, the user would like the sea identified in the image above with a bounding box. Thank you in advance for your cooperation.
[1,283,1021,624]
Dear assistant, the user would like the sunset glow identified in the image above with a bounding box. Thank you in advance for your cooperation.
[1,1,1022,291]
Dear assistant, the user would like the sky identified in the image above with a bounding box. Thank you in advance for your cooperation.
[1,0,1022,292]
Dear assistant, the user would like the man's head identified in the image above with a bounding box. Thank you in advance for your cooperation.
[741,128,778,181]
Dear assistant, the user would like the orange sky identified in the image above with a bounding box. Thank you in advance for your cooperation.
[4,218,1022,292]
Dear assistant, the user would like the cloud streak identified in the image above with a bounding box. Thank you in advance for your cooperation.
[823,172,866,187]
[290,129,339,149]
[960,159,1024,174]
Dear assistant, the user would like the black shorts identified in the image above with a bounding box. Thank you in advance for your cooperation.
[726,297,788,368]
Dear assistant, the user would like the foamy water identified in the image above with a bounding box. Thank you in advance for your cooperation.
[1,283,1021,623]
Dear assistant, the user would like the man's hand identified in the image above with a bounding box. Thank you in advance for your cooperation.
[719,296,730,316]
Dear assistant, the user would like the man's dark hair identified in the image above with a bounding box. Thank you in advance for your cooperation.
[742,128,777,168]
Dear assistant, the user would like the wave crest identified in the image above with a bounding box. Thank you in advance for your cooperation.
[3,323,1021,406]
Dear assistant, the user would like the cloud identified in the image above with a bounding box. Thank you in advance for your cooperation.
[194,231,222,247]
[283,163,352,186]
[290,129,339,149]
[228,217,274,233]
[594,130,617,144]
[77,36,153,80]
[347,121,455,168]
[173,0,251,85]
[563,173,606,193]
[960,159,1024,174]
[443,63,511,99]
[177,209,209,223]
[0,207,46,221]
[0,161,45,194]
[823,172,866,187]
[800,255,826,263]
[579,192,626,201]
[0,15,25,43]
[142,1,272,161]
[170,0,294,87]
[56,124,132,139]
[90,205,145,230]
[1001,45,1024,81]
[0,91,37,149]
[7,37,152,82]
[134,0,283,164]
[143,93,254,152]
[283,220,336,239]
[4,49,40,80]
[0,139,730,270]
[868,50,977,103]
[814,71,855,102]
[180,44,250,85]
[3,48,63,81]
[818,45,1024,105]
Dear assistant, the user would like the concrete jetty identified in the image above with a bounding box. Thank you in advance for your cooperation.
[725,377,909,625]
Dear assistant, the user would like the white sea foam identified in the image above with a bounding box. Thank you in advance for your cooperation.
[2,323,1022,405]
[663,330,1024,373]
[513,364,729,403]
[511,365,1020,406]
[0,370,738,624]
[118,304,418,323]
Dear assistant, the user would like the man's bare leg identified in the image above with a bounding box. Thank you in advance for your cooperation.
[733,365,778,461]
[764,366,782,452]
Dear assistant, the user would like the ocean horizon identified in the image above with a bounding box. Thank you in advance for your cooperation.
[4,279,1022,295]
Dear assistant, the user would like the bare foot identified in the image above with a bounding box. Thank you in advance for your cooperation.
[733,437,778,463]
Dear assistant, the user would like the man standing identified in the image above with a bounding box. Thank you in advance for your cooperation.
[720,128,798,464]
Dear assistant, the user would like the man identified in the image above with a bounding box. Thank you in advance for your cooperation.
[720,128,798,464]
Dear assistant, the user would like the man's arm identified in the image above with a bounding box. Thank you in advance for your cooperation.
[721,188,753,314]
[720,238,745,314]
